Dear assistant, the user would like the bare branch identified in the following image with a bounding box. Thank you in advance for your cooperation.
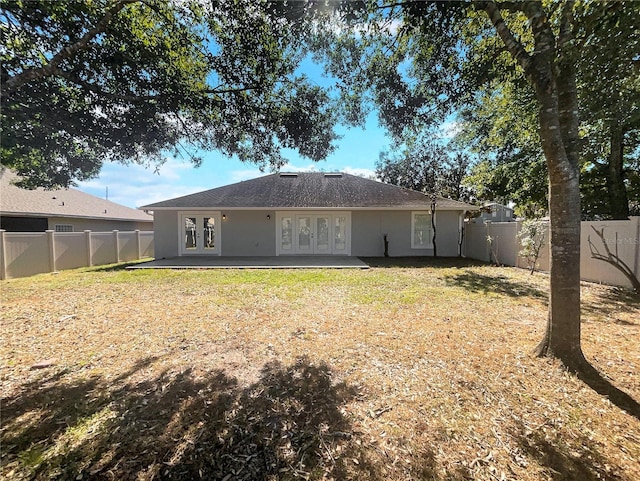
[2,0,140,95]
[588,226,640,293]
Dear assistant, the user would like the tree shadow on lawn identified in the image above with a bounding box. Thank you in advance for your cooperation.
[1,356,386,481]
[581,285,640,326]
[361,256,487,269]
[3,355,635,480]
[574,361,640,421]
[87,259,153,272]
[443,269,547,299]
[509,419,626,481]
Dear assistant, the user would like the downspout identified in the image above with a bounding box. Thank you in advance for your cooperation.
[459,210,466,257]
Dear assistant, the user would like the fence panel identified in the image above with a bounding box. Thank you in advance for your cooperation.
[140,231,154,258]
[3,233,50,279]
[119,231,138,262]
[90,232,118,266]
[465,217,639,290]
[581,219,639,289]
[464,223,490,262]
[487,222,518,266]
[1,230,155,280]
[55,232,88,271]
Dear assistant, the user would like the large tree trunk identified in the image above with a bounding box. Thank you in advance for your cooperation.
[534,102,584,365]
[482,0,586,368]
[606,119,630,219]
[523,1,586,368]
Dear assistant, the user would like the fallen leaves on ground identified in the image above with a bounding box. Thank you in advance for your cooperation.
[1,259,638,480]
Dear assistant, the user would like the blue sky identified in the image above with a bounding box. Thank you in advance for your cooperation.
[77,111,459,209]
[76,53,459,210]
[76,111,389,209]
[76,55,397,209]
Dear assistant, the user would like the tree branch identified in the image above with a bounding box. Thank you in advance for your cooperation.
[2,0,139,95]
[555,0,580,169]
[588,226,640,293]
[54,69,162,103]
[479,1,533,78]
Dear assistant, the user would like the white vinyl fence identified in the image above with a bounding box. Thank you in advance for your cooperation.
[0,230,154,280]
[464,217,640,290]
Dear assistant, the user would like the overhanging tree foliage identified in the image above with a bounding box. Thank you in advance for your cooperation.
[304,0,630,370]
[376,136,473,202]
[455,2,639,220]
[0,0,339,188]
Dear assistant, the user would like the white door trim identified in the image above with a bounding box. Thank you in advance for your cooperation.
[178,212,222,255]
[275,211,351,256]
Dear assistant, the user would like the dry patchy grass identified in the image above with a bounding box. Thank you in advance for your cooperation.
[1,258,639,481]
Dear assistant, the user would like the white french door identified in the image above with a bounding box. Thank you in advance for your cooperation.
[295,215,331,254]
[277,212,351,255]
[179,212,221,255]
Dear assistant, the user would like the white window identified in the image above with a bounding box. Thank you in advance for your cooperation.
[411,212,433,249]
[55,224,73,232]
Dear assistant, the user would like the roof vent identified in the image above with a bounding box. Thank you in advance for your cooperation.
[279,173,298,177]
[324,173,342,178]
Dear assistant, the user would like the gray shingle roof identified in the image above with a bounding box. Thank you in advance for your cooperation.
[1,169,154,222]
[141,172,478,211]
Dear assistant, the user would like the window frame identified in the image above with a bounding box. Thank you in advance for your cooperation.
[54,224,74,232]
[411,211,434,249]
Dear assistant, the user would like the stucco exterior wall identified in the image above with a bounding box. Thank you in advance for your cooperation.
[154,209,464,258]
[153,210,179,259]
[351,210,462,257]
[221,210,276,256]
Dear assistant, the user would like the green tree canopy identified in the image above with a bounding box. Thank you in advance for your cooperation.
[301,0,636,369]
[0,0,339,188]
[455,1,640,219]
[376,135,473,202]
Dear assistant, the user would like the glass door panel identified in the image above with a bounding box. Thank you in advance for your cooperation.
[316,216,330,253]
[283,212,350,255]
[180,213,220,255]
[203,216,216,250]
[297,216,312,253]
[184,216,197,251]
[334,216,347,251]
[281,217,293,251]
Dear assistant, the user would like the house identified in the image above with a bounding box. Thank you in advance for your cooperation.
[141,172,477,258]
[1,169,153,232]
[474,202,515,223]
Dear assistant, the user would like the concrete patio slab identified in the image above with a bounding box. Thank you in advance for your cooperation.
[127,256,369,270]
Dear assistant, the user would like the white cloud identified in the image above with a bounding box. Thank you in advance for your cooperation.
[437,121,461,140]
[77,160,205,208]
[227,167,269,184]
[342,167,377,179]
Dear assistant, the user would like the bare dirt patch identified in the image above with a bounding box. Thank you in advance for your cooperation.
[1,259,638,480]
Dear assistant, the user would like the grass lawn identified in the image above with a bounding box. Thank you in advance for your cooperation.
[1,258,639,481]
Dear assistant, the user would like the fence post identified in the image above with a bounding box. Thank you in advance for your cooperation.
[113,230,120,263]
[634,217,640,282]
[0,230,6,280]
[515,220,521,268]
[135,229,141,260]
[46,230,56,273]
[85,230,93,267]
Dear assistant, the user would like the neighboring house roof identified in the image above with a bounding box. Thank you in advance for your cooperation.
[1,169,153,222]
[141,172,478,211]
